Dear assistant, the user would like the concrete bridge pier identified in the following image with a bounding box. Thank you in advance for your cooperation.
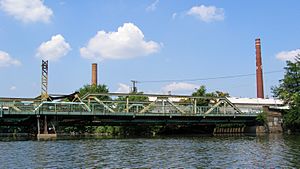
[37,115,57,139]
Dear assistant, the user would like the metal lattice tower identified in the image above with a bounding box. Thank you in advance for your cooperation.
[41,60,48,100]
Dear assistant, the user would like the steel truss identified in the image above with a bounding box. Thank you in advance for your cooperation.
[0,93,258,117]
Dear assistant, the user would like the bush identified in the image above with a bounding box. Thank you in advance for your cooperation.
[256,112,267,125]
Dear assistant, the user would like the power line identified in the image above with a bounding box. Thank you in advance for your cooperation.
[137,70,283,84]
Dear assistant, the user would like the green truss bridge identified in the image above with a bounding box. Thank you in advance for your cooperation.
[0,93,258,136]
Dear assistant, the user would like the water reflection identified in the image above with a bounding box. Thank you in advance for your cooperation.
[0,134,299,168]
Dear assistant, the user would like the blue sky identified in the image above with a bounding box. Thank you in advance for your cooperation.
[0,0,299,98]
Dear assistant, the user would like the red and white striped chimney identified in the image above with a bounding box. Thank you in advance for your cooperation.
[255,38,264,98]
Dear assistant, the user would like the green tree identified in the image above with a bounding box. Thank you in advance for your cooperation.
[191,85,230,106]
[215,91,230,98]
[256,111,267,125]
[77,84,110,100]
[115,92,149,112]
[116,92,149,102]
[192,85,210,106]
[272,55,300,130]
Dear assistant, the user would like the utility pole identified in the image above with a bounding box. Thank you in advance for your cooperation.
[131,80,138,93]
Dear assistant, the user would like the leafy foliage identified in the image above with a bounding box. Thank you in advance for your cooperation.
[116,92,149,102]
[77,84,110,100]
[191,85,229,106]
[272,55,300,130]
[114,92,149,113]
[282,95,300,129]
[273,56,300,104]
[256,112,267,125]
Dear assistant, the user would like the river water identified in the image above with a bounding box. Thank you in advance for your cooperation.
[0,134,299,168]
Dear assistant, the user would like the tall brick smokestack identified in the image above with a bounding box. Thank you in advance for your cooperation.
[255,38,264,98]
[92,63,97,85]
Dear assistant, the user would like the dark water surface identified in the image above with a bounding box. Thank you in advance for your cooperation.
[0,134,300,168]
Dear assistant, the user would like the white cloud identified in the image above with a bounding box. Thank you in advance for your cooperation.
[59,0,66,6]
[146,0,159,12]
[10,86,16,91]
[116,83,131,93]
[276,49,300,62]
[36,34,71,61]
[162,82,198,93]
[80,23,161,61]
[0,0,53,23]
[172,13,177,20]
[187,5,224,22]
[0,50,21,67]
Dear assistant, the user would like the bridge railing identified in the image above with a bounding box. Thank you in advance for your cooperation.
[0,101,38,114]
[36,102,90,114]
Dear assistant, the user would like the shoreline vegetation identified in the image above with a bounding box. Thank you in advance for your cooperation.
[0,123,260,137]
[272,56,300,132]
[0,125,216,137]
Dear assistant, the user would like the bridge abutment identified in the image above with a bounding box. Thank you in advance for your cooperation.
[264,106,283,133]
[255,106,283,134]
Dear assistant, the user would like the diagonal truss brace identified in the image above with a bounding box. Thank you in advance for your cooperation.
[204,100,225,114]
[204,98,243,114]
[167,99,186,114]
[139,100,158,114]
[73,94,91,112]
[93,97,115,113]
[139,97,186,114]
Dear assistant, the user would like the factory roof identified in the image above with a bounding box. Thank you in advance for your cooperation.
[227,97,284,106]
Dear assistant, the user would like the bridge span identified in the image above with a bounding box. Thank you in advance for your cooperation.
[0,93,258,135]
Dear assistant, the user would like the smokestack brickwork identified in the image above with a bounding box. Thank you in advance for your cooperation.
[92,63,98,85]
[255,38,264,98]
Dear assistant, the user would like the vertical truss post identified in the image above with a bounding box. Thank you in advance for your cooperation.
[194,99,197,114]
[41,60,48,101]
[162,100,165,114]
[126,97,129,113]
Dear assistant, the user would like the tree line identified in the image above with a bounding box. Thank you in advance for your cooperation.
[272,55,300,131]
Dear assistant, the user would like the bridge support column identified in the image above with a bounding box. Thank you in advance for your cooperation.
[44,115,48,134]
[37,115,40,135]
